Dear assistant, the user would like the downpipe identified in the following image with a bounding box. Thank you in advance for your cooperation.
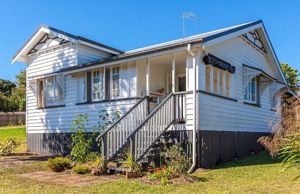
[187,44,197,173]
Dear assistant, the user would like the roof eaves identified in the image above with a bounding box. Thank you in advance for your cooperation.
[202,20,263,42]
[260,22,288,85]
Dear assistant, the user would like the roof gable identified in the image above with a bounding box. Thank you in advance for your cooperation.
[12,25,123,63]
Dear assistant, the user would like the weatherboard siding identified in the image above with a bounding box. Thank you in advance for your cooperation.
[196,36,280,133]
[26,73,138,133]
[26,43,137,134]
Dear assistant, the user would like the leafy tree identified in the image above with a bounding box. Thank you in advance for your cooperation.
[15,70,26,88]
[281,63,300,91]
[0,79,16,96]
[10,70,26,111]
[0,70,26,112]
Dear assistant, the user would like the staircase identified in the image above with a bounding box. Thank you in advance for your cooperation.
[98,96,149,160]
[99,92,186,163]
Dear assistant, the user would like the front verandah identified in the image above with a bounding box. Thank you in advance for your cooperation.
[136,52,188,105]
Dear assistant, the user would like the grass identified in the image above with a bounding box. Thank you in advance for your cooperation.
[0,152,299,194]
[0,126,26,152]
[0,127,299,193]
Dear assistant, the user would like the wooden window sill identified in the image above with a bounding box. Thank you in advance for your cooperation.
[37,104,66,109]
[197,90,238,102]
[243,101,261,107]
[75,97,142,105]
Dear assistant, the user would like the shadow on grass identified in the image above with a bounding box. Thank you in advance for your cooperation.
[214,151,282,170]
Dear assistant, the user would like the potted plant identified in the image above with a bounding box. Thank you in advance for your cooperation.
[122,152,141,178]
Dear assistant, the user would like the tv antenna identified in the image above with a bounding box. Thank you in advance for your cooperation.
[181,12,199,37]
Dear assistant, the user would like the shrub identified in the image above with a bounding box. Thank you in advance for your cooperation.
[147,167,172,185]
[72,164,90,174]
[90,155,107,176]
[48,157,71,172]
[0,138,20,156]
[279,133,300,180]
[121,151,141,173]
[70,114,94,163]
[163,145,191,176]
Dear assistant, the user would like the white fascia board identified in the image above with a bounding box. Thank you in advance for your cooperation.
[12,27,78,64]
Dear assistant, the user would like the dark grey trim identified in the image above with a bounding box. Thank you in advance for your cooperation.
[243,101,261,107]
[243,64,281,83]
[260,22,288,85]
[202,20,262,42]
[86,71,92,102]
[194,90,238,102]
[105,68,110,100]
[37,104,65,109]
[75,97,142,105]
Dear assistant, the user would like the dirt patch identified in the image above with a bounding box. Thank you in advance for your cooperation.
[0,153,48,168]
[17,171,120,186]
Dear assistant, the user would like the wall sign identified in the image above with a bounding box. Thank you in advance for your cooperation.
[203,54,236,74]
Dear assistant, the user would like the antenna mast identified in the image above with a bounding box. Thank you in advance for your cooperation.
[181,12,199,37]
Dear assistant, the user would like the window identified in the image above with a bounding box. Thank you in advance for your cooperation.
[37,80,44,108]
[111,66,120,98]
[271,94,281,110]
[92,69,104,101]
[77,73,86,103]
[226,72,231,97]
[37,75,64,107]
[244,77,257,103]
[205,65,231,97]
[205,65,211,92]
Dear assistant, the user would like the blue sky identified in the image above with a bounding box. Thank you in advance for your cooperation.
[1,0,300,81]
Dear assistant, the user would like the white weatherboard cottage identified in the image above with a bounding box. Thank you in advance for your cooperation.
[13,20,289,168]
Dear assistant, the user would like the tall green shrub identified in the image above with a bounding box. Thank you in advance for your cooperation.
[70,114,93,163]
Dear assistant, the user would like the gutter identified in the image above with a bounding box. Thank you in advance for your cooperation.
[187,43,197,173]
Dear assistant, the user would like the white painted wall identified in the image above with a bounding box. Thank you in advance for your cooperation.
[26,74,138,133]
[26,33,282,134]
[26,43,137,134]
[190,36,281,132]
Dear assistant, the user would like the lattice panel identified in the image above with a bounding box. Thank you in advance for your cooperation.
[242,30,266,53]
[27,34,70,55]
[270,82,287,98]
[243,66,261,94]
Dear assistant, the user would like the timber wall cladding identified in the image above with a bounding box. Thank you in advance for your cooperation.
[159,130,268,168]
[27,130,269,168]
[198,131,269,168]
[0,112,25,126]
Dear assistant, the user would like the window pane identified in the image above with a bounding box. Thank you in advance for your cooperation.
[92,70,103,100]
[112,67,120,97]
[226,72,230,97]
[45,77,55,105]
[219,70,223,96]
[244,77,257,103]
[77,75,86,103]
[213,67,218,94]
[205,65,211,92]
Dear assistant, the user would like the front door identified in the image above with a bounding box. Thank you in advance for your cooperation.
[178,76,186,92]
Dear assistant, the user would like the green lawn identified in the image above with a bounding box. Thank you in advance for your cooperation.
[0,152,299,193]
[0,126,26,152]
[0,127,299,193]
